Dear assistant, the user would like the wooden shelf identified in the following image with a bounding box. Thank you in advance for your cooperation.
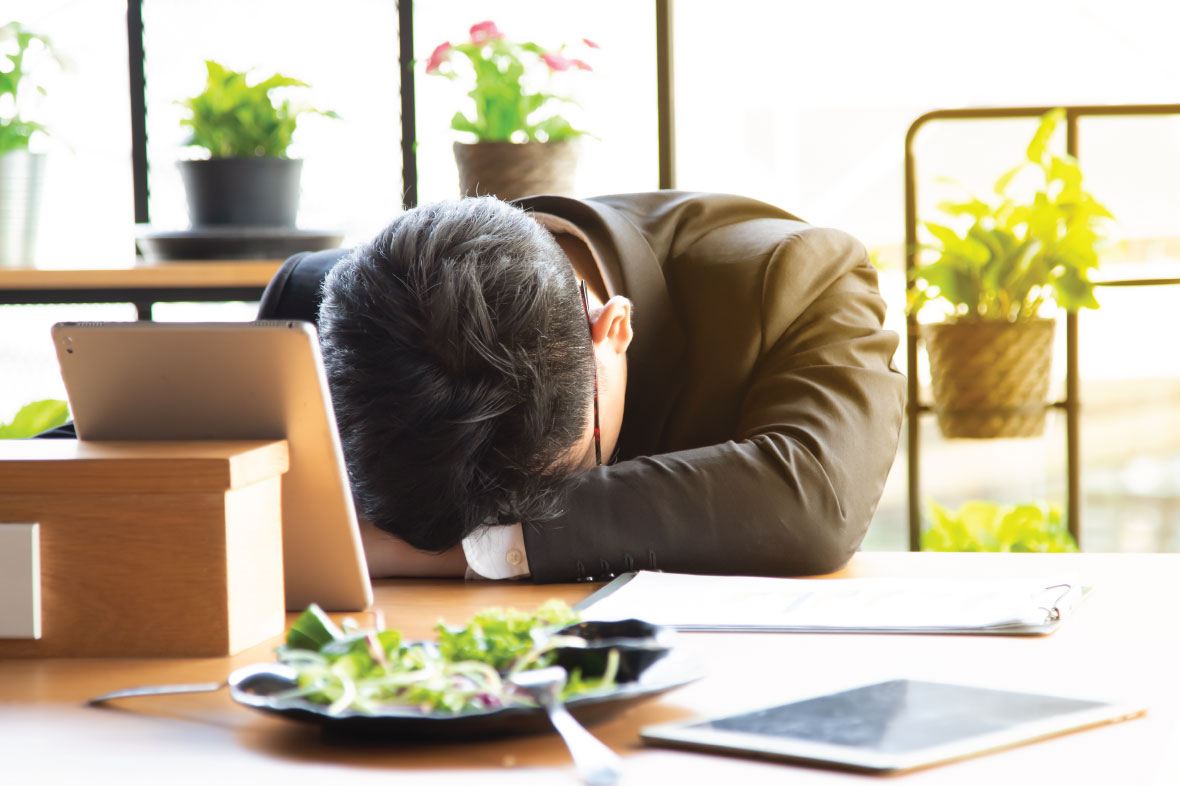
[0,260,283,291]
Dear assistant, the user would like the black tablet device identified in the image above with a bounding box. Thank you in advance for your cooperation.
[640,679,1145,774]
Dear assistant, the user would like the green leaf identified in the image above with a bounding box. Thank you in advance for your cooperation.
[254,74,310,91]
[177,60,336,158]
[284,603,345,651]
[997,504,1078,553]
[1051,266,1100,311]
[435,599,578,671]
[523,92,546,116]
[531,114,582,142]
[921,499,981,551]
[450,110,481,136]
[922,499,1077,553]
[1057,221,1100,269]
[1048,155,1082,195]
[923,221,962,250]
[936,198,991,219]
[375,629,402,654]
[0,399,69,439]
[1085,197,1115,220]
[1026,108,1064,165]
[916,259,976,308]
[993,163,1026,196]
[1025,191,1058,243]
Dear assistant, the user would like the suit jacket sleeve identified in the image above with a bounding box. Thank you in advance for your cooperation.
[521,194,905,583]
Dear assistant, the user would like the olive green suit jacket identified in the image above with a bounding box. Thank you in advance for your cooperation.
[513,191,905,583]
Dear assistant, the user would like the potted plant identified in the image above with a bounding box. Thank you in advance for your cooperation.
[921,499,1078,553]
[425,21,596,201]
[0,22,59,266]
[909,108,1115,438]
[177,60,336,227]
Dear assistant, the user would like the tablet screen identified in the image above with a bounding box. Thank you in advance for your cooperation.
[642,679,1144,773]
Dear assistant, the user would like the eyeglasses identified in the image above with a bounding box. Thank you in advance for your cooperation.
[578,279,602,467]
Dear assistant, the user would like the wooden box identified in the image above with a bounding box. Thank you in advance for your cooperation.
[0,439,288,657]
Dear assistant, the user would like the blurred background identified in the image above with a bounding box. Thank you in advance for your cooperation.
[3,0,1179,554]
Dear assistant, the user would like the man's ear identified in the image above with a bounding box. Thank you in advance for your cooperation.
[590,296,633,355]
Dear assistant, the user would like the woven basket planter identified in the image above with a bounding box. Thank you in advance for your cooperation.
[453,141,578,201]
[925,318,1056,439]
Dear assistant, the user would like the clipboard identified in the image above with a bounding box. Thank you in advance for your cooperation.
[575,571,1086,635]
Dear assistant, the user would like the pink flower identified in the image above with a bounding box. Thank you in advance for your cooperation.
[469,21,503,44]
[541,51,574,71]
[425,41,452,74]
[572,59,592,71]
[582,38,600,49]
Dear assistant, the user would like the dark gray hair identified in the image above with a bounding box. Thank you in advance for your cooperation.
[318,197,594,551]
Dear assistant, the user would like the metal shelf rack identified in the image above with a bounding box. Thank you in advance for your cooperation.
[904,103,1180,551]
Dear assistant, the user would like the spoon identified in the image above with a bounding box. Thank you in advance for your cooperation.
[510,666,623,786]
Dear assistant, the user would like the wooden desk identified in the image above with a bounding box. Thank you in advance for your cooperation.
[2,553,1178,784]
[0,260,283,320]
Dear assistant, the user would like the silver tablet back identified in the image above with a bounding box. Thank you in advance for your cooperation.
[52,320,372,612]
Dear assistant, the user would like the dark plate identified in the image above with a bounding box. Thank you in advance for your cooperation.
[552,619,676,683]
[135,226,344,262]
[228,647,704,739]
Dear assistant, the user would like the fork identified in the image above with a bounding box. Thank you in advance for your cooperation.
[510,666,623,785]
[87,681,225,704]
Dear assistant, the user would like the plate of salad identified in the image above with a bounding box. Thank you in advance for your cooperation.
[228,600,704,738]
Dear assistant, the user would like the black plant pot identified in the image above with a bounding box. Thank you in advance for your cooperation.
[179,157,302,228]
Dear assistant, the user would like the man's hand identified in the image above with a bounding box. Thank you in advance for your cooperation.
[358,517,468,577]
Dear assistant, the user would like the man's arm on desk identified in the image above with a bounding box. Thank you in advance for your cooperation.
[358,517,530,579]
[358,517,467,577]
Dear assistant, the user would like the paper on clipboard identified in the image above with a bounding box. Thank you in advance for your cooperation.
[575,571,1085,635]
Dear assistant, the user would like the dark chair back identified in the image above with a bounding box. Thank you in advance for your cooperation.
[257,248,352,324]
